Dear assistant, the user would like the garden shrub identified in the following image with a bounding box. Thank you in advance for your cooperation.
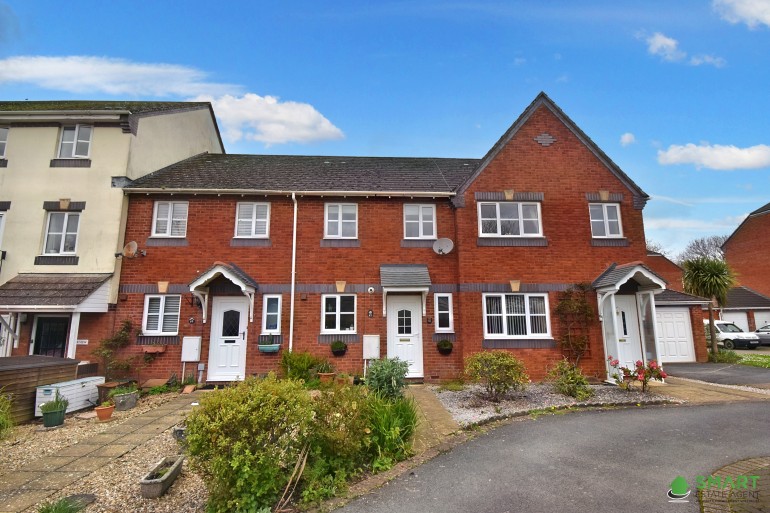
[186,375,313,513]
[465,351,528,402]
[365,394,418,471]
[708,349,741,363]
[547,359,594,401]
[366,358,410,400]
[280,351,325,382]
[0,388,12,439]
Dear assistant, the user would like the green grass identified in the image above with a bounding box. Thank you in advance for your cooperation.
[739,354,770,369]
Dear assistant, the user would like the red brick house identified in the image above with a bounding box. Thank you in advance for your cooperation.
[103,93,702,383]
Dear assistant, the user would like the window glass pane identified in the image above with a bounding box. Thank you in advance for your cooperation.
[341,221,356,237]
[522,220,538,234]
[501,220,519,235]
[45,234,62,253]
[221,310,240,337]
[341,205,356,220]
[486,296,502,314]
[521,204,538,219]
[437,296,449,312]
[340,295,355,313]
[266,313,278,331]
[325,314,337,330]
[405,222,419,238]
[236,220,252,236]
[607,220,620,235]
[266,297,279,313]
[421,206,434,221]
[146,297,161,331]
[422,220,434,237]
[49,213,64,233]
[238,203,254,219]
[529,296,545,315]
[255,220,268,235]
[486,296,503,334]
[164,295,181,314]
[507,315,527,335]
[171,219,187,237]
[340,314,355,331]
[487,314,503,334]
[606,205,619,221]
[438,312,450,328]
[507,295,525,314]
[591,220,606,237]
[66,214,79,233]
[404,205,419,221]
[0,127,7,156]
[589,204,604,221]
[480,204,497,218]
[530,315,548,334]
[324,297,337,313]
[398,309,411,335]
[75,140,90,157]
[327,205,339,221]
[63,234,77,252]
[499,203,518,219]
[327,220,339,236]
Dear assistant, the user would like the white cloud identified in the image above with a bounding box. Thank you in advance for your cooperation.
[713,0,770,28]
[651,194,766,206]
[646,32,686,61]
[194,94,344,145]
[620,132,636,146]
[0,55,238,96]
[689,54,727,67]
[645,215,743,231]
[657,143,770,170]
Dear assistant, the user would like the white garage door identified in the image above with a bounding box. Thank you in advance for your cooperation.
[656,307,695,363]
[754,311,770,329]
[721,311,749,332]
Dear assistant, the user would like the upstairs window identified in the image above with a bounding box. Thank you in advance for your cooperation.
[235,202,270,238]
[483,293,550,338]
[152,201,188,237]
[58,125,92,158]
[589,203,623,238]
[44,212,79,254]
[321,294,356,333]
[0,127,8,158]
[478,202,541,237]
[143,295,181,335]
[325,203,357,239]
[404,204,436,239]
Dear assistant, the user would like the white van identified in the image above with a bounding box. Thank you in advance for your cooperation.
[703,319,760,350]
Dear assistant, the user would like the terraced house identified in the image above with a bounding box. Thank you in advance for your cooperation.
[111,93,707,384]
[0,101,224,362]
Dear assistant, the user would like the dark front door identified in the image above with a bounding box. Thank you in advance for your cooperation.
[34,317,69,357]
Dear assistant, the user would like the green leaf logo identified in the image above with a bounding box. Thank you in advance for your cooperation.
[670,476,689,495]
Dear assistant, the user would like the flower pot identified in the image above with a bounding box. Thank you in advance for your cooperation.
[258,343,281,353]
[318,372,335,383]
[140,455,185,499]
[113,390,139,411]
[335,375,353,386]
[331,348,347,357]
[95,404,115,421]
[438,346,453,355]
[42,408,66,428]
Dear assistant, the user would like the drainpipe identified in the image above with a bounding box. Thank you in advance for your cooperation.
[289,192,298,352]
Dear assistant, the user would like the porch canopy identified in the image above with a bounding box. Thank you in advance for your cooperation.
[380,264,431,316]
[189,262,258,323]
[592,262,666,375]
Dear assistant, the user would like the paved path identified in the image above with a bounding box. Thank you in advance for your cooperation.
[665,362,770,388]
[405,385,460,454]
[0,394,197,513]
[649,377,770,403]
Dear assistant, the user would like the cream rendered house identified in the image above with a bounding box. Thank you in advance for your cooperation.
[0,101,223,360]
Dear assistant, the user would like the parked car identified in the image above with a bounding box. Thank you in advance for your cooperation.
[752,324,770,346]
[703,319,760,349]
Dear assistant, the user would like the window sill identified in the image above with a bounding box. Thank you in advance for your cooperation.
[34,255,79,265]
[231,238,272,247]
[591,238,629,247]
[50,158,91,168]
[477,237,547,247]
[482,338,556,349]
[401,239,435,248]
[146,238,189,247]
[320,239,360,248]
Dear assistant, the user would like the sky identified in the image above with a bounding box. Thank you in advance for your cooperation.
[0,0,768,257]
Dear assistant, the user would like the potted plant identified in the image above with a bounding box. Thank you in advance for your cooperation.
[330,340,347,357]
[258,334,281,353]
[140,455,185,498]
[316,361,335,383]
[110,384,139,411]
[437,339,453,355]
[39,390,68,428]
[95,399,115,422]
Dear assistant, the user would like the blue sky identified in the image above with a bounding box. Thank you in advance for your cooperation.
[1,0,769,256]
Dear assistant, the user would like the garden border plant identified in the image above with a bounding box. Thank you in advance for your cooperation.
[464,350,528,402]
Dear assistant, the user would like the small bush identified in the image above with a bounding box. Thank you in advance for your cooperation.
[186,375,313,513]
[39,390,69,413]
[0,388,12,439]
[108,384,138,398]
[280,351,325,382]
[547,359,594,401]
[365,394,418,471]
[465,351,528,402]
[709,349,741,363]
[146,385,169,395]
[38,498,84,513]
[366,358,410,400]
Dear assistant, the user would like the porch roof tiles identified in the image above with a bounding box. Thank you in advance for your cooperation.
[0,273,112,306]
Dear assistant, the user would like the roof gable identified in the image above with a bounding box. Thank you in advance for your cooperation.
[453,92,649,207]
[722,201,770,249]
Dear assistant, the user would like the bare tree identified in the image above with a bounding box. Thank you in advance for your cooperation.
[675,235,728,264]
[646,239,671,257]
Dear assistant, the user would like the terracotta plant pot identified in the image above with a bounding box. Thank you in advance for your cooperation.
[95,404,115,421]
[318,372,335,383]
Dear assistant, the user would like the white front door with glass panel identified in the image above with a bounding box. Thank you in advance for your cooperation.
[386,296,423,378]
[207,297,249,381]
[614,295,643,369]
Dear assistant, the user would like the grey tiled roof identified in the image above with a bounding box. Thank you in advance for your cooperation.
[655,290,710,305]
[190,262,258,289]
[724,286,770,309]
[750,201,770,217]
[125,154,479,194]
[0,273,111,306]
[380,264,432,288]
[592,262,664,289]
[0,101,211,114]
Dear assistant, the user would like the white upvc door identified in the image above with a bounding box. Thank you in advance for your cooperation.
[614,295,643,369]
[207,297,248,381]
[386,295,424,378]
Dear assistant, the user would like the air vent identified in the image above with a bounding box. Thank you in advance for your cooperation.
[534,133,556,147]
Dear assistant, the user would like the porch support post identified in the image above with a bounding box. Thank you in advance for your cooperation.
[67,312,80,359]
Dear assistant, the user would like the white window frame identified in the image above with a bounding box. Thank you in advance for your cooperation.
[403,204,437,240]
[58,124,92,159]
[234,202,270,238]
[142,294,182,336]
[589,203,623,238]
[0,212,5,249]
[261,294,282,335]
[324,203,358,239]
[151,201,188,238]
[482,293,551,339]
[320,294,357,334]
[0,127,8,158]
[43,211,80,255]
[477,202,542,237]
[434,293,454,333]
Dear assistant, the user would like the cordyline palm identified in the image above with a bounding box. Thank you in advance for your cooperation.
[682,257,736,354]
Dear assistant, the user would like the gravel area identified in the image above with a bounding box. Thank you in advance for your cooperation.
[432,383,677,427]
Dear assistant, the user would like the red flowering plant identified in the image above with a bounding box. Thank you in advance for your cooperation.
[607,356,667,393]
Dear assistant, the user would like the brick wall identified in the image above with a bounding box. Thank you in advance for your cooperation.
[645,254,683,292]
[724,213,770,297]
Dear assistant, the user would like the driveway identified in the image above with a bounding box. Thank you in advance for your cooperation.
[664,362,770,387]
[335,402,770,513]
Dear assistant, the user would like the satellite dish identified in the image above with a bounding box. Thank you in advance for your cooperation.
[433,238,454,255]
[122,241,139,258]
